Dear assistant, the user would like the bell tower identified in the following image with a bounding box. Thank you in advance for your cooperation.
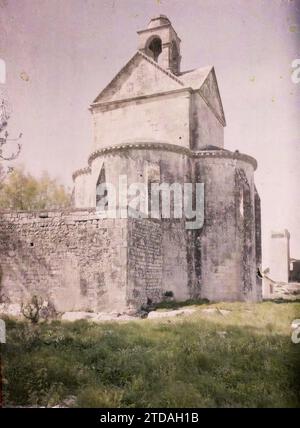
[137,15,181,75]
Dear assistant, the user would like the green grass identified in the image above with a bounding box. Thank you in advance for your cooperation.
[2,301,300,408]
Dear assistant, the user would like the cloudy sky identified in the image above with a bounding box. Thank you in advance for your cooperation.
[0,0,299,265]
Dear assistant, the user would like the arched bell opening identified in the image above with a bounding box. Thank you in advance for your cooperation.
[146,36,162,62]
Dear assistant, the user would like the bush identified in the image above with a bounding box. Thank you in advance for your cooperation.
[164,291,174,298]
[21,295,43,324]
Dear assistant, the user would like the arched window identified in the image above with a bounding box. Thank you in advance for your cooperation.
[96,165,108,209]
[147,37,162,62]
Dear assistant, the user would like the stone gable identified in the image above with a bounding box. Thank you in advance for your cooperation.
[199,68,226,126]
[93,52,183,105]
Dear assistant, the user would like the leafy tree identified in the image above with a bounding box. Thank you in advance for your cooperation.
[0,166,71,210]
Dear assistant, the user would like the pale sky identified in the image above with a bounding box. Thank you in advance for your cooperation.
[0,0,299,266]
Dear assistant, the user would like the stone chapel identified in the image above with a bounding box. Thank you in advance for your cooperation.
[0,16,262,313]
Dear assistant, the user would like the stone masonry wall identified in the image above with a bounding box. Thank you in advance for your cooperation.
[195,158,260,302]
[127,218,193,307]
[0,210,128,313]
[127,219,163,307]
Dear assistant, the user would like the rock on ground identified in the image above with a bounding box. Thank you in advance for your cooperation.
[147,308,196,319]
[201,308,231,316]
[61,311,137,322]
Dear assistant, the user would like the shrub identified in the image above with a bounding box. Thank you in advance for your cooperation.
[21,295,43,324]
[164,291,174,298]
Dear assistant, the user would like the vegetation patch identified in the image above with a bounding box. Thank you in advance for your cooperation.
[2,301,300,408]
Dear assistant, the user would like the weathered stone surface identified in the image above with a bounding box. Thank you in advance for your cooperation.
[0,211,128,313]
[0,303,21,317]
[263,276,300,300]
[291,319,300,330]
[0,16,262,311]
[147,308,196,319]
[201,308,231,316]
[61,312,96,322]
[61,311,137,322]
[219,309,231,316]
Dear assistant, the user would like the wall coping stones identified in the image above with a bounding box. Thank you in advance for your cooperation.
[0,212,131,230]
[72,166,92,180]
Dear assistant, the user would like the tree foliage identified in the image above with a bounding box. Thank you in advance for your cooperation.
[0,166,72,210]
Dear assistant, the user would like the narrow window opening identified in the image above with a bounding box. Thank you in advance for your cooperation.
[96,165,108,209]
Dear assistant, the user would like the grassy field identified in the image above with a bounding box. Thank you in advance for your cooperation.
[2,300,300,408]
